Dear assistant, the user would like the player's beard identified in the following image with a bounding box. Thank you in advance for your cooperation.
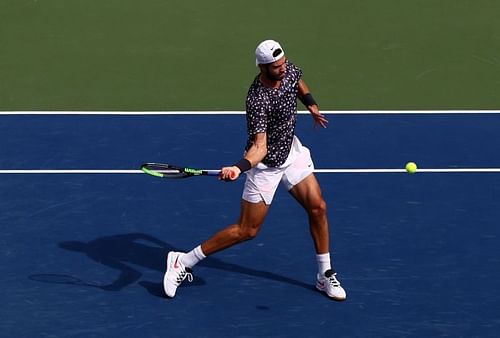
[264,66,285,81]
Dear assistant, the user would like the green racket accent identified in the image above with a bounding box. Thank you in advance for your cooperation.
[141,166,165,177]
[183,167,203,175]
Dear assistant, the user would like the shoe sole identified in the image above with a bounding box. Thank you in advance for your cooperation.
[163,252,176,298]
[316,282,347,301]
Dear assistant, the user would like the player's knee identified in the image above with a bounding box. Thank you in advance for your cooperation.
[308,199,327,218]
[244,229,259,240]
[238,223,262,241]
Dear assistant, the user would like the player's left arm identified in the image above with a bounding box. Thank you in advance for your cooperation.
[298,79,328,128]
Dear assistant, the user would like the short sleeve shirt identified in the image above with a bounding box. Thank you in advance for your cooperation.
[245,60,303,167]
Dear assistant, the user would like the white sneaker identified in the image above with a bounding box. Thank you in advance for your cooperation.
[163,251,193,298]
[316,269,346,301]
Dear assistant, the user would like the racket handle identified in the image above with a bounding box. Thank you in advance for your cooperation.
[206,170,222,176]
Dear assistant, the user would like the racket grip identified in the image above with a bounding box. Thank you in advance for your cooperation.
[206,170,222,176]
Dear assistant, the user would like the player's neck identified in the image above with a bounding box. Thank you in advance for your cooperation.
[259,74,281,89]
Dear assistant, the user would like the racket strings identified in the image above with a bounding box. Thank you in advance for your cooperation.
[142,163,186,178]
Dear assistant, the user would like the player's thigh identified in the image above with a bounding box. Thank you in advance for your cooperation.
[288,173,326,211]
[238,199,269,230]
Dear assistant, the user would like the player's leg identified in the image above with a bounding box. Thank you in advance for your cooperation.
[288,173,346,301]
[163,200,268,298]
[164,164,281,298]
[200,199,269,255]
[281,139,330,254]
[283,137,347,301]
[288,173,329,254]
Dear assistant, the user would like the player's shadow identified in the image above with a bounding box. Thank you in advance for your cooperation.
[39,232,313,298]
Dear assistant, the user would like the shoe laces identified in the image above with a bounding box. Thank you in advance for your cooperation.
[325,269,341,287]
[176,267,193,285]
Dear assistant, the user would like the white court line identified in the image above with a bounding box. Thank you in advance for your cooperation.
[1,169,499,174]
[316,169,500,173]
[0,170,143,174]
[1,111,498,174]
[1,110,500,115]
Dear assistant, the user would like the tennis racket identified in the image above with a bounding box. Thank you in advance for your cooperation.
[141,163,221,179]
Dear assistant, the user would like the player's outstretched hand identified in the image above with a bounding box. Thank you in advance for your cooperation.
[309,105,328,128]
[219,166,240,181]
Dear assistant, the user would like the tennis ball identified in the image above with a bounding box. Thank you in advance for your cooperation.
[405,162,417,174]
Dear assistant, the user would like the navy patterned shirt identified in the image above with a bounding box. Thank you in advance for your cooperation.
[245,60,303,167]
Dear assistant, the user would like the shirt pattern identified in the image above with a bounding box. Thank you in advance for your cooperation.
[245,61,303,167]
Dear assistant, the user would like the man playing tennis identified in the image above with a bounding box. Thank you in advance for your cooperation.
[163,39,346,301]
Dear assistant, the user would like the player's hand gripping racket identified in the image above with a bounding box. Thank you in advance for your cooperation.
[141,163,221,179]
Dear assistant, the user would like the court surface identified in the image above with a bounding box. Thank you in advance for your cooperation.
[1,112,500,337]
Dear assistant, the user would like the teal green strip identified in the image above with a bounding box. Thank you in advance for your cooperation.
[183,168,202,175]
[141,167,164,178]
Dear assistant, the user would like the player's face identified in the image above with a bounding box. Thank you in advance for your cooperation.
[264,57,287,81]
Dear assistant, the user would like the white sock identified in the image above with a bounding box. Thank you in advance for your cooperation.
[316,253,332,276]
[181,245,206,268]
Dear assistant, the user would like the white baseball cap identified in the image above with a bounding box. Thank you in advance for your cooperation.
[255,39,285,65]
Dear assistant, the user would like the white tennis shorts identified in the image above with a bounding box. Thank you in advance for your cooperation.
[242,136,314,205]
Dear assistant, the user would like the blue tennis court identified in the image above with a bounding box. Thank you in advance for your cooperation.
[1,112,499,337]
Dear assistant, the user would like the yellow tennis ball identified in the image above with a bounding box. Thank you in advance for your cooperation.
[405,162,417,174]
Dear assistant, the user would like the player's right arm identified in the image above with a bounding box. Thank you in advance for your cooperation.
[243,132,267,166]
[220,132,267,181]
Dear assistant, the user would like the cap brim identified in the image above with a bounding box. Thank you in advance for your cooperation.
[256,53,285,66]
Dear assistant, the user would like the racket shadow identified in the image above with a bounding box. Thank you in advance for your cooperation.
[41,232,313,296]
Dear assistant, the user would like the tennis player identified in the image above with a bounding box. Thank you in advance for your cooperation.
[163,39,346,301]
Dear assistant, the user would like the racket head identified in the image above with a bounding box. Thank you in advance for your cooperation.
[141,163,190,178]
